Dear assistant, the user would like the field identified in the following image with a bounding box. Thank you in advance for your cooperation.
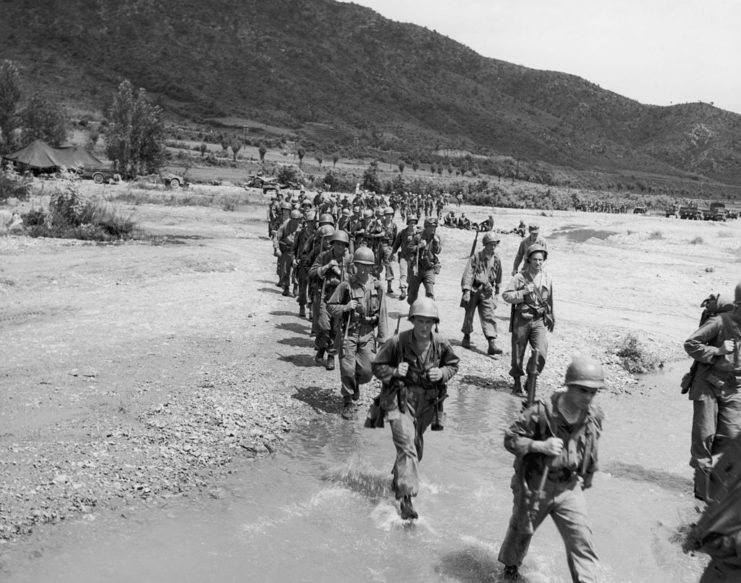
[1,179,739,570]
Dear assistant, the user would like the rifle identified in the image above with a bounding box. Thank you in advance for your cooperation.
[526,348,540,407]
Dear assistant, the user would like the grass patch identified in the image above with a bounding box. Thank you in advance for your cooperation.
[648,230,664,240]
[690,236,704,245]
[718,231,735,238]
[613,334,662,374]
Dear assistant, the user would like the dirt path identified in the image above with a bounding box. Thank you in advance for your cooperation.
[1,184,739,547]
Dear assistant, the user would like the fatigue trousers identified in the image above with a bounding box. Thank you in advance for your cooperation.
[498,477,600,583]
[461,291,498,339]
[398,256,410,293]
[388,386,439,499]
[509,313,548,379]
[277,252,294,290]
[338,330,376,403]
[379,244,395,282]
[407,268,436,306]
[691,390,741,499]
[296,264,310,308]
[700,558,741,583]
[315,302,338,356]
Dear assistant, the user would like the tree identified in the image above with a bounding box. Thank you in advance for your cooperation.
[230,137,242,162]
[398,161,405,173]
[258,143,267,164]
[219,135,230,156]
[362,160,381,192]
[199,143,207,158]
[332,152,340,167]
[315,153,323,167]
[20,94,67,147]
[105,79,165,178]
[0,60,21,153]
[297,146,305,167]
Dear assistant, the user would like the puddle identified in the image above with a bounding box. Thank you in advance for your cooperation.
[551,227,619,243]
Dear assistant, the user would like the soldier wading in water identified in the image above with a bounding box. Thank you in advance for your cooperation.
[498,356,605,581]
[372,298,459,520]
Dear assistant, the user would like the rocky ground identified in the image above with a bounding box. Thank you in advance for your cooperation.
[1,182,739,548]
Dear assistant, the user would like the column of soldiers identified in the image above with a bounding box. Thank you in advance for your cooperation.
[269,205,605,581]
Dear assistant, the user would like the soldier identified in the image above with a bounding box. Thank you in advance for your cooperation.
[683,282,741,502]
[309,230,353,371]
[512,224,547,275]
[308,223,335,335]
[337,207,352,232]
[460,231,504,355]
[498,356,605,581]
[293,210,317,318]
[352,209,376,252]
[444,210,456,227]
[371,298,460,520]
[327,246,388,420]
[268,193,285,237]
[407,217,442,306]
[502,243,555,396]
[273,208,302,296]
[376,207,399,294]
[391,215,419,302]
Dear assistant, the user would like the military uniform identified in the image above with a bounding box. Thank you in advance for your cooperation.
[272,214,301,295]
[372,325,459,510]
[327,266,388,408]
[498,391,604,582]
[391,221,418,301]
[513,230,548,275]
[461,243,502,353]
[684,302,741,501]
[407,219,442,305]
[376,213,398,291]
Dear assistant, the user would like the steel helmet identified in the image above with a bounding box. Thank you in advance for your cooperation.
[408,297,440,323]
[318,225,335,238]
[564,356,605,389]
[362,209,374,219]
[305,210,316,220]
[329,230,350,245]
[424,217,438,227]
[319,213,335,226]
[374,208,384,217]
[383,207,394,215]
[280,201,292,210]
[341,208,351,216]
[353,246,375,265]
[526,242,548,261]
[406,215,418,223]
[482,232,500,245]
[290,209,302,219]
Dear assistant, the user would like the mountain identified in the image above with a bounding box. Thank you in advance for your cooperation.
[2,0,741,190]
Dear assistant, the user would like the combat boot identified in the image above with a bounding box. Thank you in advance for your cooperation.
[314,349,325,366]
[341,401,355,420]
[512,377,525,396]
[487,338,503,355]
[299,305,306,318]
[325,356,335,371]
[387,281,393,294]
[461,333,471,349]
[281,287,290,297]
[399,495,418,520]
[503,565,519,579]
[399,288,407,301]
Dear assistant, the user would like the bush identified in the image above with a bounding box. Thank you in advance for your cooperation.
[614,334,662,373]
[648,230,664,240]
[690,236,704,245]
[0,164,32,202]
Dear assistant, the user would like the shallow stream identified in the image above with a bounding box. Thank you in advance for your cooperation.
[1,364,707,582]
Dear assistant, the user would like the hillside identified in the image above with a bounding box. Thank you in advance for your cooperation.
[1,0,741,190]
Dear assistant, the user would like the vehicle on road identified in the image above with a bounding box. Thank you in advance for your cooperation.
[704,202,727,221]
[679,206,704,220]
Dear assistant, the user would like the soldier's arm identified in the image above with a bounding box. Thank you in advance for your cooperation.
[376,285,389,343]
[512,240,524,273]
[309,253,324,280]
[461,257,474,291]
[438,340,460,382]
[684,317,725,364]
[502,275,526,304]
[372,334,400,383]
[503,406,541,456]
[326,282,349,318]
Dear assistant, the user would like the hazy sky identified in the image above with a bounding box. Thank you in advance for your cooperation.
[345,0,741,114]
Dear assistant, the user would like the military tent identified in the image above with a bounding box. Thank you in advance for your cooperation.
[3,140,102,172]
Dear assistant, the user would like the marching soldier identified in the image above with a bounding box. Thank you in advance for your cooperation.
[460,231,504,355]
[371,298,460,520]
[498,356,605,581]
[376,207,398,294]
[309,230,353,370]
[391,215,419,302]
[273,208,302,296]
[327,246,388,419]
[503,243,555,396]
[512,224,547,275]
[293,210,317,317]
[407,217,442,306]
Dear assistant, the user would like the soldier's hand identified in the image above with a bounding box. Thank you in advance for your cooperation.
[462,290,471,303]
[274,249,281,258]
[538,437,563,456]
[328,259,339,268]
[395,363,409,377]
[418,240,427,249]
[427,367,443,382]
[719,339,735,355]
[346,299,358,312]
[511,269,517,276]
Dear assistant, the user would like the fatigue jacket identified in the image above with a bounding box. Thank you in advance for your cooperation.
[309,249,353,299]
[293,222,317,264]
[513,235,548,272]
[273,218,301,254]
[327,277,388,341]
[410,231,442,271]
[461,250,502,297]
[684,312,741,399]
[391,225,418,260]
[503,269,554,322]
[372,330,459,410]
[506,392,604,489]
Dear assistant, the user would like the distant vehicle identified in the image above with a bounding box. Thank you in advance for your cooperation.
[679,206,703,220]
[161,172,186,188]
[665,205,678,217]
[704,202,727,221]
[633,206,647,214]
[79,165,119,184]
[727,209,739,220]
[245,175,301,194]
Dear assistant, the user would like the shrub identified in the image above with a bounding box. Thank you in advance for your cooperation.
[648,230,664,240]
[690,236,704,245]
[614,334,662,373]
[0,164,32,202]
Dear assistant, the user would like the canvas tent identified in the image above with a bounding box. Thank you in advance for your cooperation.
[3,140,103,172]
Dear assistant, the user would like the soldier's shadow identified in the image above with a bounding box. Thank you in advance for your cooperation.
[259,287,283,295]
[292,386,343,415]
[276,322,310,334]
[270,310,299,317]
[458,375,511,392]
[437,548,526,583]
[277,354,317,368]
[277,336,314,348]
